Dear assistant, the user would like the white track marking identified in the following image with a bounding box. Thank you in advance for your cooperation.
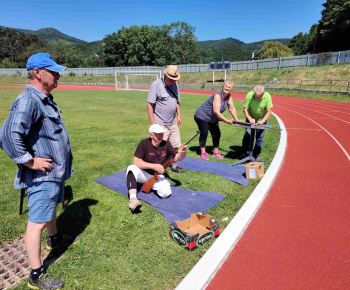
[278,106,350,161]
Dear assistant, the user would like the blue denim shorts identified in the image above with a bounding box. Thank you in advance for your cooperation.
[27,181,65,223]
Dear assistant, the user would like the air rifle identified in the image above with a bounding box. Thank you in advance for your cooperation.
[141,131,200,193]
[232,120,281,130]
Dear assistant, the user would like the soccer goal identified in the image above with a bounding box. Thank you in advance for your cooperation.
[115,71,161,91]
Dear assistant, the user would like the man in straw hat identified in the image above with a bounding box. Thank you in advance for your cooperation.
[147,65,184,173]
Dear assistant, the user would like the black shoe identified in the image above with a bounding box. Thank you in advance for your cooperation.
[47,234,80,251]
[170,166,183,173]
[255,155,263,162]
[28,273,64,289]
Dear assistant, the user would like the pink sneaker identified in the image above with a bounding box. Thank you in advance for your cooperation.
[200,153,209,160]
[213,152,224,159]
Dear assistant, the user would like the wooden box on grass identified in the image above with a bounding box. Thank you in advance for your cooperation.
[169,213,220,251]
[245,162,264,179]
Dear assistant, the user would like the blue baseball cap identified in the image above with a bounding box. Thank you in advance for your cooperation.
[26,53,67,72]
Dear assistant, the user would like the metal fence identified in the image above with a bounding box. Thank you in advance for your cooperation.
[0,50,349,76]
[232,78,350,93]
[230,51,350,71]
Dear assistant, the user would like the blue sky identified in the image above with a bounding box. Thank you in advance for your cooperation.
[1,0,325,43]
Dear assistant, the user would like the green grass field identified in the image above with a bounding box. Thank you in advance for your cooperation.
[0,89,280,289]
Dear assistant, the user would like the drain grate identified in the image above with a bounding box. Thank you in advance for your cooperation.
[0,238,47,289]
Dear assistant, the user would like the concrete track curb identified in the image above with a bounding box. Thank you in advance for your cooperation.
[176,113,287,290]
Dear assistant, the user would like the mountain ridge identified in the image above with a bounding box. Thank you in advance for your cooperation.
[1,25,290,51]
[0,26,87,45]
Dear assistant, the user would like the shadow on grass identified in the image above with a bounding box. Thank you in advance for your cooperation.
[227,145,243,160]
[164,172,182,187]
[62,185,74,208]
[43,198,98,269]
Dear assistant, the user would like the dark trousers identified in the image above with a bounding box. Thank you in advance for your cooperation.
[241,119,267,158]
[194,116,221,149]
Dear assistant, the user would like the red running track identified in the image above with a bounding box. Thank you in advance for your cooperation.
[3,84,348,287]
[0,84,116,92]
[205,94,350,289]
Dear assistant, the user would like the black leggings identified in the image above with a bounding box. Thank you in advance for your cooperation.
[194,116,221,149]
[127,171,137,191]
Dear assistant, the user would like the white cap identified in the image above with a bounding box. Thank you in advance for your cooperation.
[149,124,166,133]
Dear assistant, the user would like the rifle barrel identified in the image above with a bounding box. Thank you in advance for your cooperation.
[233,121,281,130]
[184,131,200,146]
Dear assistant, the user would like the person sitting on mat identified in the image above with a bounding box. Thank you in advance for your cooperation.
[194,81,243,160]
[240,85,273,160]
[126,124,187,212]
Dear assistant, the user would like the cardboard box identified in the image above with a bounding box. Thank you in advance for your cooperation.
[245,162,264,179]
[169,213,220,251]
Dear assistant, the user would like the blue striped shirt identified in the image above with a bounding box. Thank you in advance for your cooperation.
[0,85,73,189]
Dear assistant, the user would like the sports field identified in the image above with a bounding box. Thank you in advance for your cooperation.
[0,86,280,289]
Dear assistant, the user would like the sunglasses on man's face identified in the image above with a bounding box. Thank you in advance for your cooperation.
[41,68,60,76]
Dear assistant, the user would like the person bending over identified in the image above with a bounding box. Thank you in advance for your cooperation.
[194,81,243,160]
[240,85,273,159]
[126,124,187,212]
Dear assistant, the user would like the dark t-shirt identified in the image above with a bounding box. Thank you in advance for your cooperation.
[134,138,178,174]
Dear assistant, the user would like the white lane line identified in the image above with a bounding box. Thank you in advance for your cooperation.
[276,103,350,125]
[274,100,350,115]
[278,106,350,161]
[272,96,350,110]
[176,113,287,290]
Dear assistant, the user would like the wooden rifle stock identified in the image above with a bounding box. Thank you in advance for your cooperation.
[141,157,174,193]
[141,131,200,193]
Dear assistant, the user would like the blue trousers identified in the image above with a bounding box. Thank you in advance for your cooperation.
[241,120,266,158]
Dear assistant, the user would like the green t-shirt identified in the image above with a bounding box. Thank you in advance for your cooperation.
[243,91,273,121]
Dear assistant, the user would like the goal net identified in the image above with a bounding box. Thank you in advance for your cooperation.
[115,71,161,91]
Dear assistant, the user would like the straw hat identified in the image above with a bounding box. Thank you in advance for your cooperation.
[164,65,180,80]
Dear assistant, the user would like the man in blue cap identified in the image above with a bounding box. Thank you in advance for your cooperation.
[0,53,78,289]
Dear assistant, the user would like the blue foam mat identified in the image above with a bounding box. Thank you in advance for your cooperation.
[178,157,248,186]
[94,170,226,223]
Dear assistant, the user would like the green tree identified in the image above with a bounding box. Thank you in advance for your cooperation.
[259,41,294,59]
[0,28,26,63]
[288,32,309,55]
[196,44,251,63]
[102,22,200,66]
[0,27,51,67]
[307,24,318,53]
[0,58,18,68]
[103,25,168,66]
[162,22,200,64]
[16,35,50,67]
[288,24,319,55]
[315,0,350,52]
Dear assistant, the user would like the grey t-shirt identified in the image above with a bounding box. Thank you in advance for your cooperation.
[147,78,180,125]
